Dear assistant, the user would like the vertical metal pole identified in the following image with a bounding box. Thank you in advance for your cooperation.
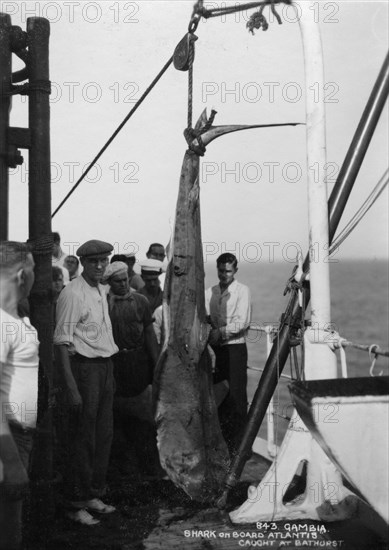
[298,1,337,380]
[27,16,54,539]
[265,327,276,458]
[0,13,11,240]
[218,51,389,509]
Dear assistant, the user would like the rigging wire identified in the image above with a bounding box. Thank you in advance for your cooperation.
[329,168,389,256]
[51,0,289,218]
[51,54,174,218]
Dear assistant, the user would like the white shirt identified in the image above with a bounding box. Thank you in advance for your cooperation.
[54,275,118,358]
[0,309,39,428]
[205,280,251,345]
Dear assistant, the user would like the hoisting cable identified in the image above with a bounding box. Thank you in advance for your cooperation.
[180,4,218,157]
[52,0,289,217]
[329,168,389,256]
[52,54,174,218]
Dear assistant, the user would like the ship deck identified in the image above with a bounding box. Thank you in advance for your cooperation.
[24,451,387,550]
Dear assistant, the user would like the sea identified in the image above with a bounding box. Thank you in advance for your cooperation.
[204,259,389,443]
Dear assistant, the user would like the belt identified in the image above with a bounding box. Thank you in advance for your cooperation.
[72,353,111,363]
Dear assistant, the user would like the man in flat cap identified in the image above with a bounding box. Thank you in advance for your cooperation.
[54,239,118,525]
[138,259,164,313]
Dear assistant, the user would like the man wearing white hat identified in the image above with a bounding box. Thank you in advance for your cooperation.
[54,239,118,525]
[138,259,164,313]
[146,243,167,290]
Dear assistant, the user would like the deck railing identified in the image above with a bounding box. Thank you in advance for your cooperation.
[246,324,389,460]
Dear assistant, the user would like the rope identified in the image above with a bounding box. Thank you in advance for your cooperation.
[27,235,54,255]
[52,55,174,218]
[330,169,389,256]
[339,344,348,378]
[330,336,388,377]
[339,340,389,358]
[187,39,195,129]
[184,109,217,156]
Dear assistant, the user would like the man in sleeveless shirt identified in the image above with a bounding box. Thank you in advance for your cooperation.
[0,241,39,550]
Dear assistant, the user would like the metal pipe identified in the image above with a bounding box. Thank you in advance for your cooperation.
[0,13,12,239]
[218,51,389,506]
[27,16,55,540]
[297,2,337,383]
[329,51,389,242]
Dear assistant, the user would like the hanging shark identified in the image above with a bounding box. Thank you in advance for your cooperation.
[153,109,301,503]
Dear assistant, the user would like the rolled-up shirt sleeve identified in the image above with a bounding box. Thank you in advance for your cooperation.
[54,287,81,346]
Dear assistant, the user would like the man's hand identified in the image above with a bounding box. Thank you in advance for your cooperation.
[209,328,221,346]
[56,345,82,412]
[67,386,82,410]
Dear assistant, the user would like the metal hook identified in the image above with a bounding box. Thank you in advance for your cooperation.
[369,344,383,376]
[188,1,203,33]
[188,12,201,34]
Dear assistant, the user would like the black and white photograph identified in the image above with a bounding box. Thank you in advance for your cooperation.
[1,1,388,548]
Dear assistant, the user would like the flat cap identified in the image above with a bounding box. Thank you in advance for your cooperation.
[77,239,114,258]
[140,258,163,274]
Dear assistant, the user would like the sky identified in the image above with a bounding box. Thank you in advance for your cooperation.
[5,0,389,264]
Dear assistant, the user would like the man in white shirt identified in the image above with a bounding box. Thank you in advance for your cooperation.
[54,239,118,525]
[205,253,251,454]
[0,241,39,550]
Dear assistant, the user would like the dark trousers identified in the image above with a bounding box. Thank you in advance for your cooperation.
[213,343,248,453]
[65,358,114,501]
[0,424,34,550]
[112,348,152,397]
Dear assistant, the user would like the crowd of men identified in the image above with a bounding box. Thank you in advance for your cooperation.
[0,234,251,542]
